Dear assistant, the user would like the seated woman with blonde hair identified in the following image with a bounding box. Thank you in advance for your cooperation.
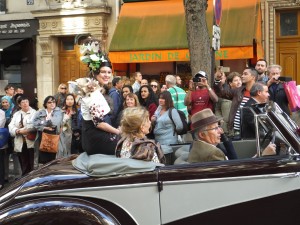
[115,107,165,164]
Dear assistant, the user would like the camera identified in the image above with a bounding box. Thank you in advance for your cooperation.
[193,70,207,82]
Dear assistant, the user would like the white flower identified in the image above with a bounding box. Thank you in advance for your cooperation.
[80,55,89,61]
[99,55,108,62]
[90,54,100,62]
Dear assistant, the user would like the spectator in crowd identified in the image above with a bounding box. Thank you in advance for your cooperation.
[150,79,161,99]
[15,87,24,95]
[132,72,142,93]
[115,93,140,129]
[152,91,183,151]
[124,93,140,109]
[137,85,158,120]
[187,109,276,163]
[161,84,168,92]
[1,96,14,122]
[214,67,258,139]
[1,95,19,182]
[54,83,68,108]
[266,64,290,115]
[184,71,218,116]
[4,84,15,98]
[60,94,78,156]
[109,77,124,128]
[4,84,15,109]
[8,95,36,176]
[176,75,182,87]
[0,109,7,189]
[115,107,165,164]
[215,71,241,136]
[242,82,270,139]
[121,85,133,100]
[78,38,120,155]
[141,79,149,86]
[32,95,64,164]
[165,75,188,119]
[255,59,268,84]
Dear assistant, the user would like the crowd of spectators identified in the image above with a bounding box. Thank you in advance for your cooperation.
[1,49,299,189]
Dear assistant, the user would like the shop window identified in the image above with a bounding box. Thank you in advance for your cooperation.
[280,11,298,36]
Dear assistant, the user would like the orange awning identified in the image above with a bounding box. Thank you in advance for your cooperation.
[109,0,263,63]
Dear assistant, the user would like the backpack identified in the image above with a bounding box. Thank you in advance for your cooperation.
[168,108,189,135]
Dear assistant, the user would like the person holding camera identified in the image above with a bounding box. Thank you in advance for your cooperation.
[266,64,290,115]
[184,71,218,116]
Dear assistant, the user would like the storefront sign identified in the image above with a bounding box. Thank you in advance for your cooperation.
[109,47,254,63]
[0,19,39,39]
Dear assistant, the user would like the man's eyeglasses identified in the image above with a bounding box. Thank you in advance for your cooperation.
[47,101,56,104]
[151,85,157,88]
[203,126,222,132]
[60,87,67,90]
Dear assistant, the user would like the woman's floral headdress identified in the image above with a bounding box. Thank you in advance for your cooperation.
[79,37,109,73]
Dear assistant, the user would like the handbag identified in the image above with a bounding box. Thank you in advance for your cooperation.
[26,128,37,141]
[0,128,10,148]
[39,132,60,153]
[283,81,300,112]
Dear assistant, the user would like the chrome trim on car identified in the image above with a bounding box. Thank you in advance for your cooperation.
[161,172,300,186]
[15,181,159,199]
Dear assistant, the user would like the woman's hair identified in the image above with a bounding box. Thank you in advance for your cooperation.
[62,93,77,112]
[226,72,241,84]
[124,93,140,108]
[120,107,149,138]
[158,91,174,109]
[57,83,67,92]
[137,85,158,108]
[16,95,29,105]
[122,85,133,94]
[43,96,56,108]
[150,79,161,94]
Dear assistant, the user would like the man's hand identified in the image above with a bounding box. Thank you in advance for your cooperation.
[262,143,276,156]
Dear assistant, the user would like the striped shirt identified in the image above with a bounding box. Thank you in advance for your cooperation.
[233,90,250,132]
[168,86,188,119]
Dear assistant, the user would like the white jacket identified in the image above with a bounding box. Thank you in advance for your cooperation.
[8,107,37,152]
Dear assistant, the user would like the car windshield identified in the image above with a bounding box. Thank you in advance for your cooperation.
[252,102,300,155]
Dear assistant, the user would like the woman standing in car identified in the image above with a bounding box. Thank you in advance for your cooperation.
[77,37,120,155]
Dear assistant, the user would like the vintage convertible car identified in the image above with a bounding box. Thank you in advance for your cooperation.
[0,103,300,225]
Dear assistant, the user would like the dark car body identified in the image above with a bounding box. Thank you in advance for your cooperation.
[1,103,300,225]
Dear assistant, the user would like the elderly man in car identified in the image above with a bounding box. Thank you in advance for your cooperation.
[188,108,276,163]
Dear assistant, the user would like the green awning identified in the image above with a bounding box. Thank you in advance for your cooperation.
[109,0,262,62]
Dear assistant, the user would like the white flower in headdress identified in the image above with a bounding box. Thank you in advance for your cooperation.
[99,55,108,62]
[80,55,90,63]
[90,54,100,62]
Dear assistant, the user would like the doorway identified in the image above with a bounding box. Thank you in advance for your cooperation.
[276,9,300,84]
[58,36,89,84]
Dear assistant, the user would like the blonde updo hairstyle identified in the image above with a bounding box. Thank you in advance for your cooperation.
[120,107,149,138]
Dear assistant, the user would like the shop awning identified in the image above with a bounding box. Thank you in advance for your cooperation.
[0,39,24,51]
[109,0,263,63]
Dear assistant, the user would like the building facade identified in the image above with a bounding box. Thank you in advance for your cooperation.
[0,0,118,107]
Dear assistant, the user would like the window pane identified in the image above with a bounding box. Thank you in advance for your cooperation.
[62,39,74,51]
[280,12,298,36]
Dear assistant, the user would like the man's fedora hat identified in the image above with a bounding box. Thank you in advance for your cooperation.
[190,108,223,131]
